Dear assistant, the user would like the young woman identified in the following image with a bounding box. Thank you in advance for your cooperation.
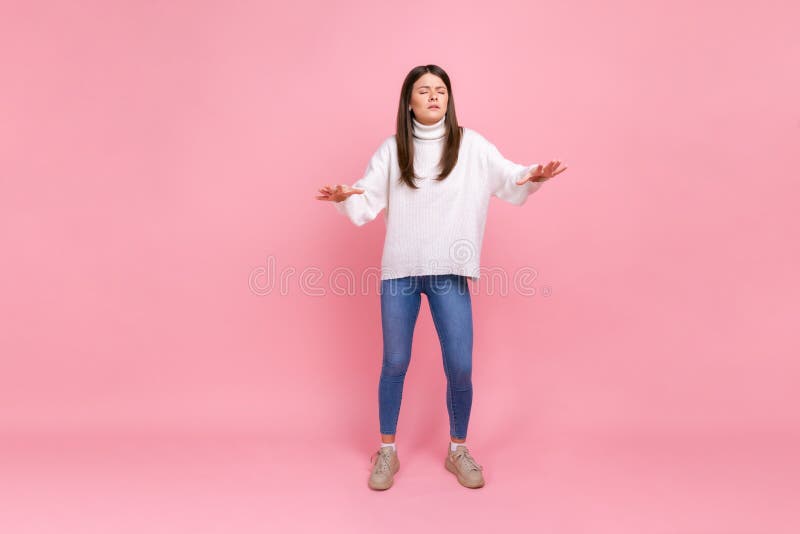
[316,65,567,490]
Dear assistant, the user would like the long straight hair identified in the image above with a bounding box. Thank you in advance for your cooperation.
[396,65,463,189]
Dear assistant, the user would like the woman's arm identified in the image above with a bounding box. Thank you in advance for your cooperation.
[483,137,542,206]
[333,138,391,226]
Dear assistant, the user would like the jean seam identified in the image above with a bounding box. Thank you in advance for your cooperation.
[427,280,459,438]
[380,282,422,435]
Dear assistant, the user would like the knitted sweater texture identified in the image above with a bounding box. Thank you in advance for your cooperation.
[334,115,542,280]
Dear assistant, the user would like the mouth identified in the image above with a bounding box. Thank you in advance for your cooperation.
[427,105,440,110]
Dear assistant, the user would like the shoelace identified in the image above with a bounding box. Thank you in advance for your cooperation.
[369,448,393,474]
[453,449,483,471]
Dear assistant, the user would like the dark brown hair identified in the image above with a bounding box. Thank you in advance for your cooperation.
[395,65,463,189]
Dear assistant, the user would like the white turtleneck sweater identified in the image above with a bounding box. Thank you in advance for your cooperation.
[334,115,543,281]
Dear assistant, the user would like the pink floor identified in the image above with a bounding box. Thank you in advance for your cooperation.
[2,429,797,533]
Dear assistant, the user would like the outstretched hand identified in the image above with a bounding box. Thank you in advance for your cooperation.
[516,160,568,185]
[316,184,365,202]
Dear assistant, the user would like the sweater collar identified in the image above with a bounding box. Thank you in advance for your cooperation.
[412,115,447,140]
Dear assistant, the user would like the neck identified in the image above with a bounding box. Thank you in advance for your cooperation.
[412,115,446,140]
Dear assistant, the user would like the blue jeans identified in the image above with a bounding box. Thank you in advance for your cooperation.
[378,274,474,439]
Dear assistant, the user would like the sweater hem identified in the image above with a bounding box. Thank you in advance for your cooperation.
[380,264,481,281]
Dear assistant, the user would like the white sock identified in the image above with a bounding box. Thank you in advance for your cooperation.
[450,441,466,452]
[380,442,396,451]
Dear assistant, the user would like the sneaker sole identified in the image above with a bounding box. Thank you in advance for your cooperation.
[368,460,400,490]
[445,456,485,488]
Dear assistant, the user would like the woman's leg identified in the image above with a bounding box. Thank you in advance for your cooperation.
[378,276,422,441]
[423,275,474,441]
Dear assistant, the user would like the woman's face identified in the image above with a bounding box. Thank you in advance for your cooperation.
[409,73,448,125]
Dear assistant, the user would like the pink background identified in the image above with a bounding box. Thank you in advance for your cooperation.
[2,0,798,532]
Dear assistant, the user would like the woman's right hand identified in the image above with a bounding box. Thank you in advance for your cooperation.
[315,184,365,202]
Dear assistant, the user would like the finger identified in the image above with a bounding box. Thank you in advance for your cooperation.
[542,167,566,181]
[537,163,549,177]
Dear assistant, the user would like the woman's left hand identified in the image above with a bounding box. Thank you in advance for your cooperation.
[516,160,568,184]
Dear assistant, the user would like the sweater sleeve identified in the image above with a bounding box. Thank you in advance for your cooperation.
[483,137,542,206]
[334,138,391,226]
